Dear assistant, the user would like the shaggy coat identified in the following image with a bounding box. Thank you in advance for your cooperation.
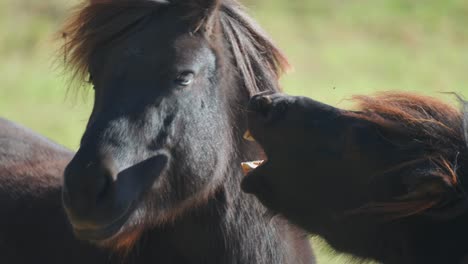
[60,0,315,263]
[243,92,468,264]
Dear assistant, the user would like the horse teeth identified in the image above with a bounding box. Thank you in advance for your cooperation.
[241,160,264,175]
[243,130,255,141]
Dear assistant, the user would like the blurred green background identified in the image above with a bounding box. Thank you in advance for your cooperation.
[1,0,468,263]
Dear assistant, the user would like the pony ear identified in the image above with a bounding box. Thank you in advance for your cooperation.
[413,179,468,220]
[397,160,466,219]
[401,175,452,201]
[359,160,464,220]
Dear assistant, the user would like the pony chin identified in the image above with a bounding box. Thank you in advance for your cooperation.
[97,226,145,257]
[97,185,220,254]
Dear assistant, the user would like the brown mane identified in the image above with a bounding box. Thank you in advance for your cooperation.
[60,0,289,95]
[347,92,468,219]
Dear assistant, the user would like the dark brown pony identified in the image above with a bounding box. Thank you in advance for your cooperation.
[60,0,314,263]
[0,118,113,263]
[242,92,468,264]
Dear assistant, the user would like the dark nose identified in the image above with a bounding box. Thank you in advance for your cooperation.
[249,93,273,118]
[63,152,117,221]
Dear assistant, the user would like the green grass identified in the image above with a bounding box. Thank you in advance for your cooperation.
[0,0,92,149]
[249,0,468,105]
[1,0,468,263]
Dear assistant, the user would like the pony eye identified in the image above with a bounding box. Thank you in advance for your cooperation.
[175,72,194,86]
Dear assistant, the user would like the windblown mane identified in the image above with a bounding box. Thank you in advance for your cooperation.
[60,0,289,95]
[59,0,292,256]
[348,92,468,219]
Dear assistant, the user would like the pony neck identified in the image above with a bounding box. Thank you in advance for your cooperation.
[135,170,294,263]
[126,140,301,263]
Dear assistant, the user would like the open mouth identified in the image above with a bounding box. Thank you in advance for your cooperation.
[241,130,267,176]
[241,129,278,209]
[241,160,265,175]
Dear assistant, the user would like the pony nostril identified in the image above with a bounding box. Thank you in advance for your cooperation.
[63,155,118,212]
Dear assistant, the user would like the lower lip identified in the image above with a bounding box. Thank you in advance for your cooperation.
[72,203,136,241]
[74,222,124,241]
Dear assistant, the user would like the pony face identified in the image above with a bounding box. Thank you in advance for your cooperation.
[62,0,230,245]
[60,0,288,248]
[242,93,468,232]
